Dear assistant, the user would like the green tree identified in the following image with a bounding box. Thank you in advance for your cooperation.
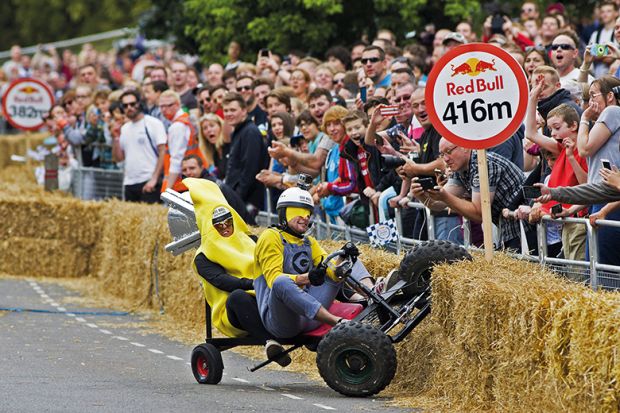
[156,0,480,61]
[0,0,150,50]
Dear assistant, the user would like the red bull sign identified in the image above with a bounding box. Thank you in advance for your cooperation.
[1,78,55,131]
[425,43,528,149]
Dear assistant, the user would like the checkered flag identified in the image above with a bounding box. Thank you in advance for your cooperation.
[366,219,399,247]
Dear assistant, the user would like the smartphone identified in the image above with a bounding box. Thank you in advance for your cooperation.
[360,86,367,103]
[379,105,399,117]
[601,159,612,170]
[522,186,542,199]
[259,48,270,57]
[374,133,384,146]
[418,176,438,190]
[551,204,563,215]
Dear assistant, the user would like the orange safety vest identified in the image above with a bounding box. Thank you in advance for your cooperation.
[162,112,207,193]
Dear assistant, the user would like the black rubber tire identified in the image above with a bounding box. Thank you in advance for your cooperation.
[191,343,224,385]
[316,321,396,397]
[398,240,472,297]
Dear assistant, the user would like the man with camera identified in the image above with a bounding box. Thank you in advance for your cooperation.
[411,138,535,253]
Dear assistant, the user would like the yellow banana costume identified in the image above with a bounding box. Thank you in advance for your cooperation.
[184,178,258,337]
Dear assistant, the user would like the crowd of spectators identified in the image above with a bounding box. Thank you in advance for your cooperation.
[3,1,620,268]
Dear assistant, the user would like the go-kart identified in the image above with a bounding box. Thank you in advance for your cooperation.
[162,189,472,397]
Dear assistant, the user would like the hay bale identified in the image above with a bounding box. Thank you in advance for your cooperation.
[3,179,620,412]
[0,133,46,169]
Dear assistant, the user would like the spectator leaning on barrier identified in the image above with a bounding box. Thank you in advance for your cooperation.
[412,138,536,253]
[223,92,269,218]
[112,90,166,203]
[158,90,207,193]
[576,75,620,266]
[524,75,589,261]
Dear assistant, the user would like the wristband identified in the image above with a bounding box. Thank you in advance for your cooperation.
[580,120,590,126]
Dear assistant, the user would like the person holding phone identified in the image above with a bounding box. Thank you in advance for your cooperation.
[575,75,620,266]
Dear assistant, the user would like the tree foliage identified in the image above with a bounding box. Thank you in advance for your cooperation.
[0,0,150,50]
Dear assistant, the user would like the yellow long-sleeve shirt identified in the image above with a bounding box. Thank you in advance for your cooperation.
[254,228,337,288]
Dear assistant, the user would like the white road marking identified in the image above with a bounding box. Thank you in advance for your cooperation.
[313,404,336,410]
[40,294,49,298]
[86,323,98,328]
[49,302,60,307]
[148,349,164,354]
[186,362,191,366]
[66,313,76,317]
[75,317,86,323]
[57,307,67,312]
[232,377,250,383]
[113,336,128,341]
[258,385,275,391]
[130,342,145,347]
[99,329,112,335]
[281,393,303,400]
[166,355,184,361]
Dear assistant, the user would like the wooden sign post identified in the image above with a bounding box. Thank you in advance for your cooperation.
[425,43,529,261]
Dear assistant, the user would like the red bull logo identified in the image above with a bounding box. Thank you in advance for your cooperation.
[450,58,497,77]
[18,86,39,94]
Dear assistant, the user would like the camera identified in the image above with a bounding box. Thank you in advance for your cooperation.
[591,44,609,57]
[417,176,438,190]
[381,154,406,171]
[551,204,563,215]
[297,173,313,190]
[259,48,270,57]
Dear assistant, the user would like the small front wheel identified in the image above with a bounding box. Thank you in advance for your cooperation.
[191,343,223,384]
[316,322,396,397]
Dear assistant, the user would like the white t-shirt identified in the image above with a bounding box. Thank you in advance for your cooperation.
[167,110,191,175]
[119,115,167,185]
[560,67,594,88]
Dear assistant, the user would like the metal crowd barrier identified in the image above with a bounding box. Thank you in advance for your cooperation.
[70,166,124,200]
[259,188,620,291]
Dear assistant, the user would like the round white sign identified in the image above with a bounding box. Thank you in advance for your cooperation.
[425,43,528,150]
[1,78,55,131]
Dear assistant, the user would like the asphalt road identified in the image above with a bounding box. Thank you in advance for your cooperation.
[0,278,410,412]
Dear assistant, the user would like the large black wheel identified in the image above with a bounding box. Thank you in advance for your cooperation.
[191,343,223,384]
[395,240,472,297]
[316,322,396,397]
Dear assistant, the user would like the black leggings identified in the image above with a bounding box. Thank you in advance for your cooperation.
[226,290,272,341]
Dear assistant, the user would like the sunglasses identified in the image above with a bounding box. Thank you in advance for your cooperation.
[394,94,412,103]
[333,78,345,85]
[122,101,139,109]
[237,85,252,92]
[550,44,574,51]
[361,57,381,64]
[159,102,177,109]
[525,45,547,53]
[214,218,233,230]
[200,98,211,104]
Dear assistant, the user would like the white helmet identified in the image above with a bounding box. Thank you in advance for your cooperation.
[212,206,232,224]
[276,187,314,211]
[276,187,314,230]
